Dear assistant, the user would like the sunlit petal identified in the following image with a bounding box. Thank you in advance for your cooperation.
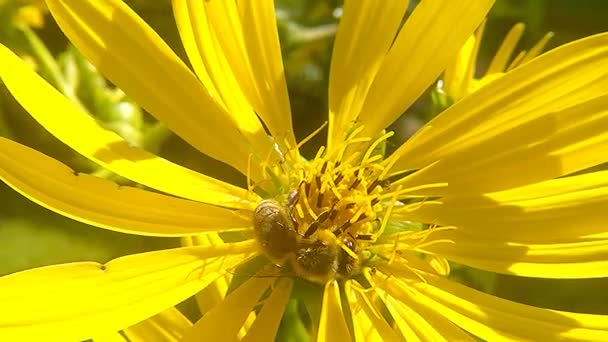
[401,171,608,241]
[317,280,351,342]
[357,0,494,138]
[172,0,295,155]
[378,286,474,341]
[0,43,256,209]
[327,0,409,150]
[0,138,251,236]
[172,0,287,161]
[394,93,608,195]
[345,281,400,342]
[182,234,235,317]
[443,21,484,101]
[241,278,293,342]
[389,33,608,192]
[237,0,296,150]
[123,307,192,342]
[92,332,127,342]
[180,276,276,342]
[46,0,271,174]
[418,229,608,278]
[0,242,257,342]
[379,270,608,341]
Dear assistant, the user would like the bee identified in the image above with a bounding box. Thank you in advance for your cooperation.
[253,199,299,265]
[252,194,360,284]
[294,233,360,283]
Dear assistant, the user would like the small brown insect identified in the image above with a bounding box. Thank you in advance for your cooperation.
[253,199,298,265]
[253,196,361,284]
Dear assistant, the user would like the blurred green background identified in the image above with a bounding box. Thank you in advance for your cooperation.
[1,0,608,323]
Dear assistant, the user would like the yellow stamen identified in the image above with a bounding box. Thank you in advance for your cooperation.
[297,121,328,150]
[362,131,394,164]
[295,203,305,219]
[373,186,402,242]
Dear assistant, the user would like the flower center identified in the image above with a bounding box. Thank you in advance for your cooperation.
[253,127,401,284]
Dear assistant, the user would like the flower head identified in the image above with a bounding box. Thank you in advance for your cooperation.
[0,0,48,29]
[2,0,608,341]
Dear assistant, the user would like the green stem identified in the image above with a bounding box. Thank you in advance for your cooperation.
[20,27,87,112]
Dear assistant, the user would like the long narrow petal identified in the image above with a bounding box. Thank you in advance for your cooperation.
[389,33,608,191]
[394,172,608,278]
[237,0,296,150]
[172,0,295,153]
[443,20,485,101]
[0,138,251,236]
[393,93,608,196]
[378,270,608,341]
[327,0,409,150]
[486,23,525,74]
[0,43,256,209]
[180,276,276,342]
[241,278,293,342]
[182,234,234,315]
[0,241,258,342]
[378,287,474,341]
[357,0,494,138]
[400,171,608,242]
[45,0,272,174]
[317,280,351,342]
[344,281,400,342]
[416,229,608,278]
[92,332,127,342]
[123,307,192,342]
[442,34,476,102]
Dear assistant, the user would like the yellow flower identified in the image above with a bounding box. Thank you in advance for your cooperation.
[0,0,48,28]
[1,0,608,341]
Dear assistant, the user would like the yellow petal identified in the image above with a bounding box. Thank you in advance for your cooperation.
[0,138,252,236]
[344,281,399,342]
[317,280,351,342]
[486,23,525,75]
[357,0,494,138]
[237,0,296,150]
[180,276,276,342]
[241,278,294,342]
[378,286,473,342]
[380,270,608,341]
[0,43,256,209]
[92,332,128,342]
[123,307,192,342]
[389,33,608,191]
[518,31,555,66]
[401,170,608,242]
[0,241,257,342]
[45,0,270,175]
[396,172,608,278]
[182,234,234,314]
[173,0,295,153]
[414,228,608,279]
[392,92,608,196]
[443,34,476,102]
[327,0,410,150]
